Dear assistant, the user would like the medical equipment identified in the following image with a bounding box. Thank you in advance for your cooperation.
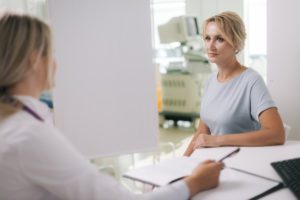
[157,16,212,128]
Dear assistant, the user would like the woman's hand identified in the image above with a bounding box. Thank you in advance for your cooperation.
[184,121,212,156]
[193,134,220,149]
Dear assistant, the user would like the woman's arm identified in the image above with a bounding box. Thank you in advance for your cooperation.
[217,107,285,146]
[183,120,211,156]
[194,108,285,148]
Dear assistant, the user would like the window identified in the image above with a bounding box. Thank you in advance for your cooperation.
[0,0,48,19]
[244,0,267,81]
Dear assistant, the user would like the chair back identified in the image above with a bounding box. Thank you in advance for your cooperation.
[283,123,291,139]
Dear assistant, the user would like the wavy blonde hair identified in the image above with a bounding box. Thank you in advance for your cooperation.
[203,11,246,53]
[0,12,52,117]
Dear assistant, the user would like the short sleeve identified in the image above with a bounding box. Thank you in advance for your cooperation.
[250,76,276,121]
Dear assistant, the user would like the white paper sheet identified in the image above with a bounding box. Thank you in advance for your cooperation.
[193,168,279,200]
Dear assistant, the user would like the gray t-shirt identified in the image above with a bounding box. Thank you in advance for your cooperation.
[200,68,276,135]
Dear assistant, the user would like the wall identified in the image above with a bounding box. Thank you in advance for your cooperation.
[267,0,300,140]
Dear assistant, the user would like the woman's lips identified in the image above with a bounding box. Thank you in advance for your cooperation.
[208,52,218,57]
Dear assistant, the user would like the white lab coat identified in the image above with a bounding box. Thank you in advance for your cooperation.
[0,96,189,200]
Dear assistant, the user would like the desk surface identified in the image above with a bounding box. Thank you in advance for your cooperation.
[192,141,300,200]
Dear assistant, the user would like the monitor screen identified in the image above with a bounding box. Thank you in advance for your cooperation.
[158,16,200,43]
[186,17,199,37]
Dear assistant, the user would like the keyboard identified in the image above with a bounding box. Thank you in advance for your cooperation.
[271,157,300,199]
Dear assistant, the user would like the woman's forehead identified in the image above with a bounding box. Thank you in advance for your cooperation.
[204,22,223,36]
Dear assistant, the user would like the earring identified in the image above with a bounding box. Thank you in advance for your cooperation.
[235,49,239,54]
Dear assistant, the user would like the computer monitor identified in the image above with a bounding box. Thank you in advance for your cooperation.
[158,16,200,44]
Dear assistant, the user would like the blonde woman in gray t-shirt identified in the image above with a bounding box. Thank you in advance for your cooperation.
[184,11,285,156]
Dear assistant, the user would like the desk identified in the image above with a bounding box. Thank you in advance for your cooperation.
[192,141,300,200]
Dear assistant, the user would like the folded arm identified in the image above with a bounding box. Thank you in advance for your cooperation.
[184,108,285,156]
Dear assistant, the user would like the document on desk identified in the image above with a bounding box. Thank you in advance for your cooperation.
[123,147,238,186]
[193,168,279,200]
[124,146,280,199]
[123,156,196,186]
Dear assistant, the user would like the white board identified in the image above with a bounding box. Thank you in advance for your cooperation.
[48,0,158,157]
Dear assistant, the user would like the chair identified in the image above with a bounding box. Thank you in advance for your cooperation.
[98,165,116,177]
[153,142,176,164]
[283,123,291,140]
[131,142,176,168]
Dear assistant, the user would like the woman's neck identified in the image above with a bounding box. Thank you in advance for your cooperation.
[217,59,245,82]
[7,80,42,99]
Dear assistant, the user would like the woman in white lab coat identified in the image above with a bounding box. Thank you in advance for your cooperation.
[184,11,285,156]
[0,12,223,200]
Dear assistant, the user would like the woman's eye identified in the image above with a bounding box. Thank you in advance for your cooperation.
[204,36,210,41]
[216,37,224,42]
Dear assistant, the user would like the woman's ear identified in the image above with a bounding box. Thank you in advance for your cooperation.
[234,43,242,54]
[28,50,40,71]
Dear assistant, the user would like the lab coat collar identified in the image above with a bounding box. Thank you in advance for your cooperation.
[14,95,53,122]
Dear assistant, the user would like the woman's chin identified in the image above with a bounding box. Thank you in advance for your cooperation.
[208,58,217,63]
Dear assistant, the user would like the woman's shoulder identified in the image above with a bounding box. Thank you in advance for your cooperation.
[0,111,57,146]
[242,68,264,83]
[207,71,218,83]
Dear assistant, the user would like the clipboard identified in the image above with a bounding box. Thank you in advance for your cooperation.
[249,182,285,200]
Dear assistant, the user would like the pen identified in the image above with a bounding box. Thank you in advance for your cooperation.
[218,147,240,162]
[168,176,186,184]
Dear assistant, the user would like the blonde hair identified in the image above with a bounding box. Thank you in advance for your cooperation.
[0,12,52,117]
[203,11,246,52]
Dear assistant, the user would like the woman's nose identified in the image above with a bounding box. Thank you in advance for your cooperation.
[206,40,216,51]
